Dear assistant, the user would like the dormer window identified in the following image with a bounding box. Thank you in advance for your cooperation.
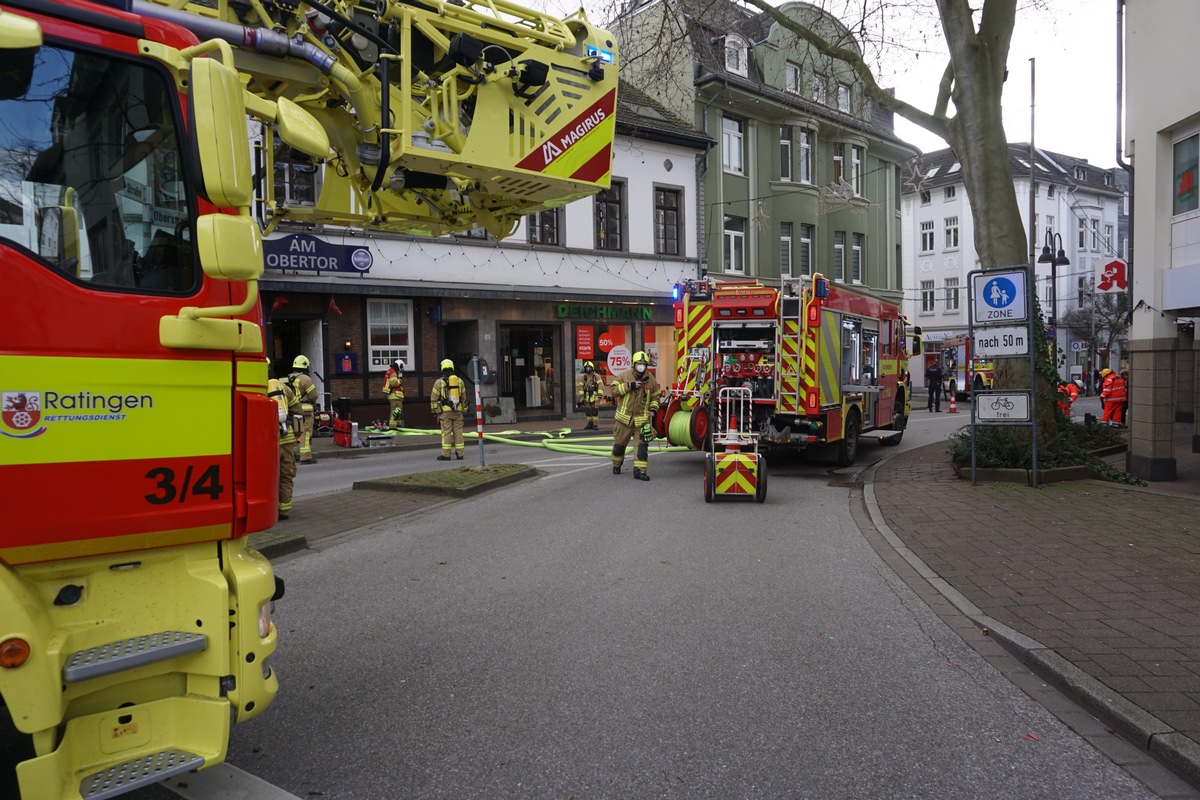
[1104,172,1114,186]
[1074,165,1087,180]
[837,83,851,113]
[724,35,747,77]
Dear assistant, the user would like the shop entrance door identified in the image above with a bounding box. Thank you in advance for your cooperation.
[499,325,559,416]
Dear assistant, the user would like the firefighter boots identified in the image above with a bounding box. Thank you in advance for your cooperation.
[633,468,649,481]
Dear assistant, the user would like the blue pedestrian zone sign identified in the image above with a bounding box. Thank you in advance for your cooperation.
[971,269,1027,323]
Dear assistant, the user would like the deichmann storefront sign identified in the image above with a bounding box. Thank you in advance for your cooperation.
[556,303,651,320]
[264,233,373,274]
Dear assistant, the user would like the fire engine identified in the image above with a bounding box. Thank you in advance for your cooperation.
[657,276,920,467]
[0,0,616,797]
[939,335,995,398]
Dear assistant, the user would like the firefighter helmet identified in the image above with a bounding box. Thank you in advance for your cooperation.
[583,360,595,373]
[440,358,454,371]
[392,359,404,373]
[632,351,650,374]
[292,355,310,370]
[1100,368,1113,377]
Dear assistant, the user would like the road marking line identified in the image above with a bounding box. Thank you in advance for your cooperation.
[161,763,302,800]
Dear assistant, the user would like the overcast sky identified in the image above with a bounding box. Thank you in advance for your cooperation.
[884,0,1122,168]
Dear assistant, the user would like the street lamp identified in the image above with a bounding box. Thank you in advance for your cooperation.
[1037,230,1070,367]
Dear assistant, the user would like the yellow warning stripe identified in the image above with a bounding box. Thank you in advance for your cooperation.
[716,452,756,494]
[541,115,617,181]
[819,310,841,407]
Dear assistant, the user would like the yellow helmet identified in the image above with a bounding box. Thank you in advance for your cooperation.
[632,351,650,365]
[292,355,310,370]
[583,360,595,372]
[440,358,454,371]
[1100,368,1112,377]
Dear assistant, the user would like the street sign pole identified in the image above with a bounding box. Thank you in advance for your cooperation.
[967,266,1036,486]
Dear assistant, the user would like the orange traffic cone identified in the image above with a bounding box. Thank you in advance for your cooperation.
[725,413,740,452]
[948,390,958,414]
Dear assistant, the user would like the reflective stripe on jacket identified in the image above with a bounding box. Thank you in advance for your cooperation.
[382,371,404,400]
[610,368,660,426]
[1101,374,1127,403]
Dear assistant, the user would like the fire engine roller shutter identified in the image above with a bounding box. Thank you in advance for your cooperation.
[819,309,842,407]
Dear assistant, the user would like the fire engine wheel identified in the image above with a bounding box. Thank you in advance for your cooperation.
[703,453,715,503]
[836,411,861,468]
[755,455,767,503]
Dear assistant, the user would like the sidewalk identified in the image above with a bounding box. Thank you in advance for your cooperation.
[867,407,1200,789]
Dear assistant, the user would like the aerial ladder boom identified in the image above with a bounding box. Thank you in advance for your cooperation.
[135,0,619,238]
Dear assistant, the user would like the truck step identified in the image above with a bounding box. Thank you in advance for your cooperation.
[63,631,207,683]
[80,749,204,799]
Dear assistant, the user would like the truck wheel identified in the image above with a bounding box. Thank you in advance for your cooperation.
[973,374,984,393]
[836,410,860,467]
[703,453,715,502]
[755,455,768,503]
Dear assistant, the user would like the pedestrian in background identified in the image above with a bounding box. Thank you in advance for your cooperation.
[289,355,319,463]
[576,360,605,431]
[1120,368,1131,423]
[1100,368,1127,426]
[382,359,405,430]
[431,358,466,460]
[609,351,660,481]
[267,359,300,519]
[925,360,944,412]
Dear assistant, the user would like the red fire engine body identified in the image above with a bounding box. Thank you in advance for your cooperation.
[658,275,919,466]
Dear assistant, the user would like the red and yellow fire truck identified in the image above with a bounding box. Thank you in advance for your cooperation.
[658,275,920,467]
[0,0,616,796]
[939,335,995,398]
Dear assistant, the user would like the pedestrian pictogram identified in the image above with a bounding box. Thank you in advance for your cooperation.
[972,269,1028,324]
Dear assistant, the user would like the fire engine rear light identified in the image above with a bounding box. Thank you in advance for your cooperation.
[0,637,31,668]
[257,603,274,639]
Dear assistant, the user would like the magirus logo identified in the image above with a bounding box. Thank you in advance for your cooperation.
[2,391,46,439]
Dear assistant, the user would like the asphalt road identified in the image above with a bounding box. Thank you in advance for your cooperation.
[9,411,1179,799]
[157,412,1156,798]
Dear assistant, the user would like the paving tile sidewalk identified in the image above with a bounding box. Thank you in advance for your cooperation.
[869,442,1200,787]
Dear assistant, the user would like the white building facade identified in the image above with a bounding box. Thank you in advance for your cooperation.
[1124,0,1200,481]
[901,145,1125,388]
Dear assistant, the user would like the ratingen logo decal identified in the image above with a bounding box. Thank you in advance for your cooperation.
[2,391,46,438]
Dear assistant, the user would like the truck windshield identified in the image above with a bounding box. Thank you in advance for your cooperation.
[0,41,196,293]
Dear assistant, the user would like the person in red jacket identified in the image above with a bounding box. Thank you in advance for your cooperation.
[1056,383,1074,417]
[1100,368,1127,426]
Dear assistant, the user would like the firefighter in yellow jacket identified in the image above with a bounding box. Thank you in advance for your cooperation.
[610,350,660,481]
[382,359,405,429]
[289,355,319,463]
[267,359,301,519]
[576,360,606,430]
[431,358,466,460]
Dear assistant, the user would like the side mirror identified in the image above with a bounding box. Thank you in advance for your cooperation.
[189,56,252,208]
[276,96,330,159]
[0,9,41,100]
[196,213,263,282]
[910,326,923,357]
